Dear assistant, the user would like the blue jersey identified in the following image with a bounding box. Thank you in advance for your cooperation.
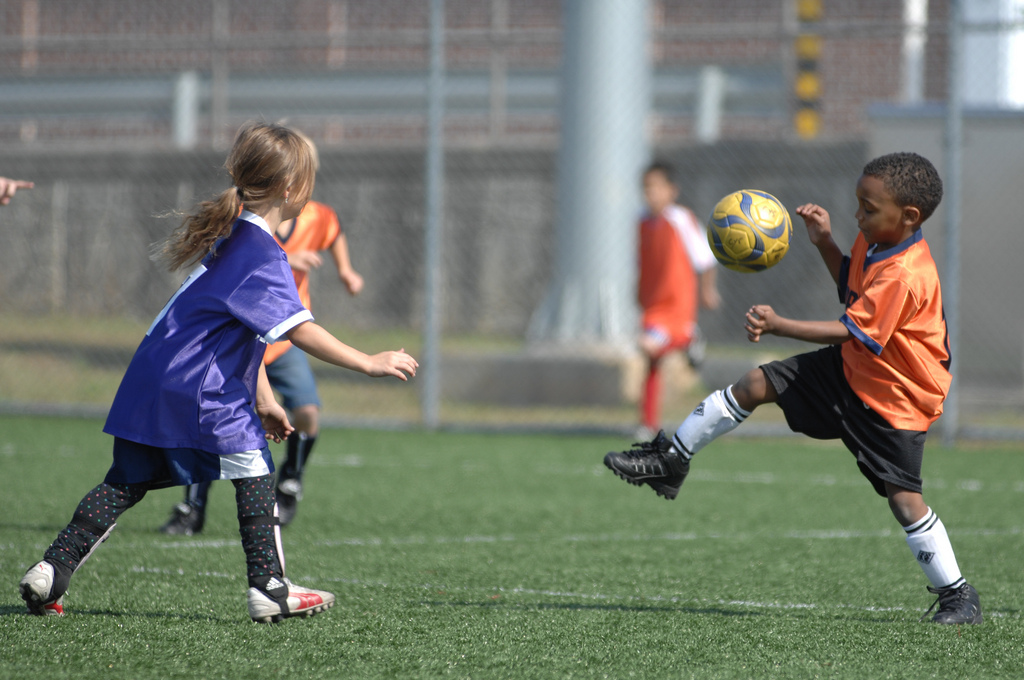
[104,212,312,455]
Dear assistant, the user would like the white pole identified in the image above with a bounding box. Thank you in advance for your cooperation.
[421,0,445,428]
[942,0,963,446]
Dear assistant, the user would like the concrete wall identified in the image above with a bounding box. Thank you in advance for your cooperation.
[868,106,1024,388]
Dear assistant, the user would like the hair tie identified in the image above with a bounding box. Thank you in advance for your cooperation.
[234,186,243,199]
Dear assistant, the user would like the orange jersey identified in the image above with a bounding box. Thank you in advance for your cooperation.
[638,204,716,344]
[839,230,951,430]
[263,201,341,365]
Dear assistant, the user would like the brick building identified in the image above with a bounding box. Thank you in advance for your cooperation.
[0,0,951,149]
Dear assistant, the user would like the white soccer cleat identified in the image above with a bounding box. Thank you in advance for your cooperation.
[19,561,65,616]
[247,578,335,623]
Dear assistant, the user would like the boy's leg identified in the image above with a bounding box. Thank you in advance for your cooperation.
[21,481,148,615]
[604,368,769,500]
[641,356,663,432]
[888,484,982,624]
[233,474,334,623]
[276,404,319,526]
[671,369,769,459]
[160,481,211,535]
[267,347,321,527]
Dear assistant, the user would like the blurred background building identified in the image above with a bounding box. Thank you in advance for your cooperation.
[2,0,1023,438]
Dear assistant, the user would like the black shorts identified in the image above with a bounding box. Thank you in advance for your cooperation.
[760,345,926,497]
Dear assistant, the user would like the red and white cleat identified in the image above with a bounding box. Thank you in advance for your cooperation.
[20,561,65,616]
[247,578,335,623]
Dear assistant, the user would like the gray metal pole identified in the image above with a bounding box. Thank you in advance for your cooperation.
[528,0,650,347]
[942,0,963,446]
[421,0,445,428]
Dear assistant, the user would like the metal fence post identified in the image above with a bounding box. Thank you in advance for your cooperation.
[942,0,963,446]
[421,0,446,428]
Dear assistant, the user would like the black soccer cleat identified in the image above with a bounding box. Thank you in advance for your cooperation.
[603,430,690,500]
[275,478,303,527]
[159,502,205,536]
[920,582,983,625]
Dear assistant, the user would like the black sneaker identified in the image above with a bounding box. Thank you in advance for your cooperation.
[920,582,983,625]
[159,502,205,536]
[686,326,707,369]
[603,430,689,500]
[275,478,302,527]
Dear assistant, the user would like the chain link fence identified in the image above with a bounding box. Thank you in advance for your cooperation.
[1,0,1022,439]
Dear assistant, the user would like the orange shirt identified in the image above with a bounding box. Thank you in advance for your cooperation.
[638,204,716,344]
[263,201,341,365]
[839,230,951,430]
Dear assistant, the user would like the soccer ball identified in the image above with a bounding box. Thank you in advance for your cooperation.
[706,189,792,273]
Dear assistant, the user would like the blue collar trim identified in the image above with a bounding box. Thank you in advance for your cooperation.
[863,228,923,268]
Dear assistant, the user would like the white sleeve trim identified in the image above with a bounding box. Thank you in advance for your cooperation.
[666,205,717,273]
[262,309,313,344]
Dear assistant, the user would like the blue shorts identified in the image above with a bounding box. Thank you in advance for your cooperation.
[104,438,274,489]
[265,345,321,411]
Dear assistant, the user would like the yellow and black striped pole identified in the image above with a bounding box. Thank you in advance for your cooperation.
[794,0,822,139]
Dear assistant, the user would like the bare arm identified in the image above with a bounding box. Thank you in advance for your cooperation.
[256,362,293,442]
[286,321,417,380]
[329,233,364,295]
[795,203,845,285]
[698,267,721,310]
[745,305,852,345]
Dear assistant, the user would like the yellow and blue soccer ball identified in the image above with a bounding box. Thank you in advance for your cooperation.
[706,189,792,273]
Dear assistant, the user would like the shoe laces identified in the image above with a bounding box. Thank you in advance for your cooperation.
[919,584,967,622]
[623,439,663,460]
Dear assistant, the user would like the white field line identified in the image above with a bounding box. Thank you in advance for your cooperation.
[116,566,1016,620]
[134,525,1023,553]
[311,456,1024,494]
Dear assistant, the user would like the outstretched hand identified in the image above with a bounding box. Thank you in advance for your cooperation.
[744,305,778,343]
[257,399,294,443]
[0,177,34,206]
[367,348,419,381]
[794,203,833,247]
[288,250,323,273]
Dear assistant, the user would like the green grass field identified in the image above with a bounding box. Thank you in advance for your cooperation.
[2,416,1022,679]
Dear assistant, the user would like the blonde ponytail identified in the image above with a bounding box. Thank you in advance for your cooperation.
[160,186,242,271]
[158,120,316,272]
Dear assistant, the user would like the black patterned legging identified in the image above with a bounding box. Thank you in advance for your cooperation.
[44,475,283,589]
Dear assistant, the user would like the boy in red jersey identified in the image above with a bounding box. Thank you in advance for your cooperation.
[637,161,720,435]
[605,152,982,625]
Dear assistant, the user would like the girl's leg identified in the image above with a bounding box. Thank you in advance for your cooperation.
[23,481,148,613]
[233,474,286,592]
[234,473,335,622]
[45,482,149,575]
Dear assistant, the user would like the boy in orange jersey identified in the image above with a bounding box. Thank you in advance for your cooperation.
[637,160,720,435]
[605,152,982,625]
[160,198,364,533]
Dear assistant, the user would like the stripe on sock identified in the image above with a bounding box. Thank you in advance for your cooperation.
[671,435,693,460]
[723,386,751,421]
[940,576,966,590]
[903,509,938,535]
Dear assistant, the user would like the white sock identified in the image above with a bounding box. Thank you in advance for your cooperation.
[671,386,751,460]
[904,509,964,589]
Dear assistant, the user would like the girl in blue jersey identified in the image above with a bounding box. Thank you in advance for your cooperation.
[19,121,417,622]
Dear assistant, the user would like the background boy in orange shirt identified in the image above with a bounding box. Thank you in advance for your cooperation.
[637,160,720,435]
